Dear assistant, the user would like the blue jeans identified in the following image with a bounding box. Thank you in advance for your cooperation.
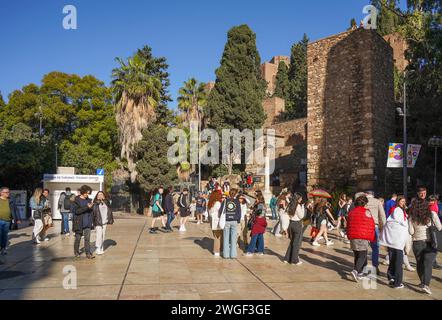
[223,221,238,258]
[61,212,70,234]
[166,211,175,229]
[271,207,277,220]
[247,233,264,253]
[370,226,380,267]
[0,220,11,249]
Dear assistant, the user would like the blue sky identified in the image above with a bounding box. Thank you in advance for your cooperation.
[0,0,407,108]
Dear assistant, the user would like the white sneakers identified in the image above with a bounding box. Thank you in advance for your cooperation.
[214,252,220,257]
[312,240,334,246]
[95,249,104,255]
[422,285,432,295]
[179,225,186,232]
[404,264,415,272]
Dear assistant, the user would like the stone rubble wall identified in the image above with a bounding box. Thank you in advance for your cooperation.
[307,29,395,193]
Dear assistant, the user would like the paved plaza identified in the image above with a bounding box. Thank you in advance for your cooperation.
[0,214,441,300]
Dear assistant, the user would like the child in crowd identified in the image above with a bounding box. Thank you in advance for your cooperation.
[246,207,267,256]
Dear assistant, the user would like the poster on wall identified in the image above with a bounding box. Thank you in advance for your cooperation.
[10,190,27,220]
[387,143,421,168]
[407,144,421,168]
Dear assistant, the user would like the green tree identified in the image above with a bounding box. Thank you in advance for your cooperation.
[273,61,290,100]
[348,18,358,30]
[371,0,401,36]
[206,25,266,174]
[177,78,207,125]
[286,33,309,119]
[112,45,171,183]
[0,72,119,191]
[135,124,177,191]
[0,123,52,191]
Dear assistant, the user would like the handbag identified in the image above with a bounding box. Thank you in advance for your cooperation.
[429,217,438,250]
[218,201,226,230]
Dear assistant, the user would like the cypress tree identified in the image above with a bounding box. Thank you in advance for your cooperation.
[286,33,309,119]
[206,24,266,132]
[273,61,290,100]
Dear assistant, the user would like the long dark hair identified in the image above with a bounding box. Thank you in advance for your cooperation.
[314,198,328,214]
[287,193,303,217]
[410,198,432,225]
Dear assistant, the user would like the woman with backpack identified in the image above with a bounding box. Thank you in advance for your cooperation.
[93,191,114,255]
[284,193,305,265]
[219,189,241,259]
[408,191,442,295]
[311,198,335,247]
[379,195,410,289]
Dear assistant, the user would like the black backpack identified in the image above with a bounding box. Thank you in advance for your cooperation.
[63,194,72,210]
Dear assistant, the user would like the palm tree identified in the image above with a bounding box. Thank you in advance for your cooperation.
[177,79,208,188]
[177,78,207,126]
[111,46,168,183]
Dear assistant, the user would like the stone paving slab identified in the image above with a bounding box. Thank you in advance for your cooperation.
[0,215,441,300]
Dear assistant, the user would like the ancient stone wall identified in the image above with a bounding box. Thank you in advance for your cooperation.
[383,33,408,72]
[263,96,285,127]
[307,29,395,193]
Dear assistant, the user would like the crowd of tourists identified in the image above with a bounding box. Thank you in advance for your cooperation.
[145,178,442,296]
[0,185,114,260]
[1,178,442,296]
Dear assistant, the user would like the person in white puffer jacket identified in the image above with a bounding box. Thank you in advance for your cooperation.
[379,196,409,289]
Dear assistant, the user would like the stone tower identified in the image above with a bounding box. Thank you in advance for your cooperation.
[307,29,395,193]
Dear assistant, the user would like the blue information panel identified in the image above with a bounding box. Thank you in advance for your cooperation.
[96,168,104,176]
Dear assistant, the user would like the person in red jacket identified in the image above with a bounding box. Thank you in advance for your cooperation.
[246,208,267,256]
[347,195,375,282]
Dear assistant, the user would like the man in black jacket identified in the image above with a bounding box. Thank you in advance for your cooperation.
[72,185,94,259]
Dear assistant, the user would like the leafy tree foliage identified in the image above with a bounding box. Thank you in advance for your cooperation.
[0,123,53,190]
[112,45,171,182]
[135,124,177,191]
[371,0,401,36]
[273,61,290,100]
[285,34,309,119]
[206,25,266,132]
[0,72,118,190]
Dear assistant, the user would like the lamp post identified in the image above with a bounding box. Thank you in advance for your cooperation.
[197,105,202,192]
[396,71,413,199]
[429,136,442,194]
[55,143,58,173]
